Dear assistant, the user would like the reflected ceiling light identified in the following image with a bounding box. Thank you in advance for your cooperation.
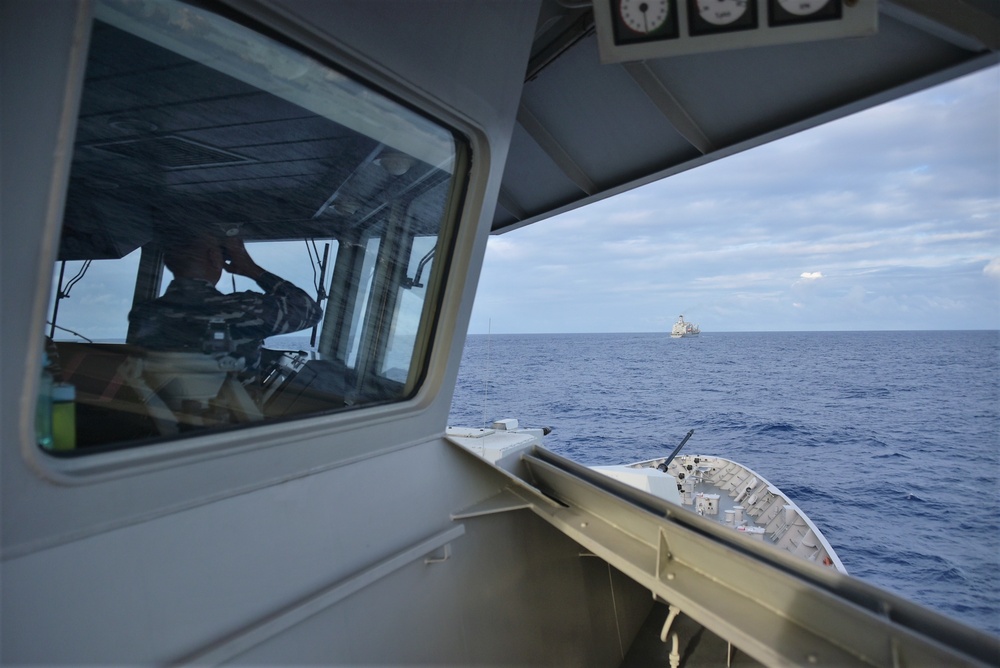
[215,223,242,237]
[376,152,414,176]
[333,197,360,215]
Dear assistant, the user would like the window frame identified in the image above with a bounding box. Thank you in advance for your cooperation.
[32,0,476,472]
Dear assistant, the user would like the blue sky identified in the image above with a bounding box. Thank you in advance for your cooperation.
[468,65,1000,334]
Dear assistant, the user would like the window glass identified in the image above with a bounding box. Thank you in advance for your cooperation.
[40,0,465,455]
[157,240,339,352]
[381,236,437,381]
[48,252,141,343]
[345,237,382,369]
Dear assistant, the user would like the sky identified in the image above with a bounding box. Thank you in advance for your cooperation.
[49,64,998,342]
[467,64,1000,335]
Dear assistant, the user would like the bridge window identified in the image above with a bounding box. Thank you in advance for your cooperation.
[40,0,466,454]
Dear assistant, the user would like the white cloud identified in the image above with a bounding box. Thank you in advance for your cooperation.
[485,236,522,260]
[607,209,657,225]
[799,272,823,280]
[985,258,1000,280]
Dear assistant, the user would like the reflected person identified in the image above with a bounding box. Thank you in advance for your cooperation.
[129,230,322,377]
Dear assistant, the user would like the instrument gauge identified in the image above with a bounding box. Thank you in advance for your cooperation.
[610,0,679,45]
[619,0,671,34]
[768,0,841,25]
[689,0,757,34]
[697,0,749,25]
[777,0,830,15]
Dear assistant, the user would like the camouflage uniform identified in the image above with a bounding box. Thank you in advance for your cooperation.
[129,272,322,374]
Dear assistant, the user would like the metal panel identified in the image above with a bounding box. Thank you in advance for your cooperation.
[508,447,1000,667]
[521,33,697,185]
[492,1,1000,233]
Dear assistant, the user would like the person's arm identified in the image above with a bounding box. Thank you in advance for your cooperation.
[221,237,265,282]
[223,238,322,336]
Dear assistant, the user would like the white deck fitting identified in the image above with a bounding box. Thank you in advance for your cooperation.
[616,453,847,573]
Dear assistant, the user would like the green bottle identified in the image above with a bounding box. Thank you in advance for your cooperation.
[52,383,77,451]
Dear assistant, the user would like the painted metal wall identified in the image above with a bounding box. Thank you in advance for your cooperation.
[1,1,649,664]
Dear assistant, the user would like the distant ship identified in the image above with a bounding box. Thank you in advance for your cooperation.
[671,315,700,338]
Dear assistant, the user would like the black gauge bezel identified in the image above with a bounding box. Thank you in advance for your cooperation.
[611,0,680,45]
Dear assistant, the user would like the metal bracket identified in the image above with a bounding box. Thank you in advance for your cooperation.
[505,446,999,667]
[424,542,451,564]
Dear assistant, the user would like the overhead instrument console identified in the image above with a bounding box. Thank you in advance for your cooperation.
[593,0,878,62]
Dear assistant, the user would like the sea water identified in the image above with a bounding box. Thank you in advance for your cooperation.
[448,330,1000,637]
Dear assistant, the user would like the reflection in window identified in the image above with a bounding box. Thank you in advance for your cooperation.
[381,236,437,381]
[40,0,465,454]
[345,237,382,369]
[48,251,141,343]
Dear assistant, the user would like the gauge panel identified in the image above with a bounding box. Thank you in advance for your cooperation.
[593,0,874,63]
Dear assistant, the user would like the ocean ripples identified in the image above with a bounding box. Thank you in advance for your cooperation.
[752,421,802,434]
[778,483,838,505]
[838,387,892,400]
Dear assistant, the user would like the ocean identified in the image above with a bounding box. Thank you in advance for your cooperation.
[447,330,1000,638]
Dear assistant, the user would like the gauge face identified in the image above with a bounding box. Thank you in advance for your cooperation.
[696,0,749,26]
[689,0,756,34]
[768,0,840,25]
[776,0,830,16]
[619,0,671,34]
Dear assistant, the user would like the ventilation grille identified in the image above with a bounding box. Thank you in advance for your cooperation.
[91,136,253,170]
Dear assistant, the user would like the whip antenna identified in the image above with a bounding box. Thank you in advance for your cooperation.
[483,318,491,427]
